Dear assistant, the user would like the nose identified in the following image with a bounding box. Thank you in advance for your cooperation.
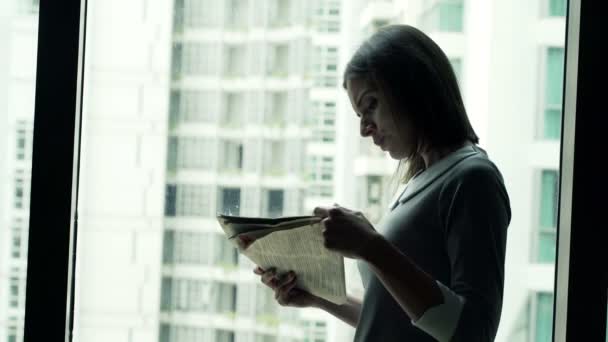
[360,119,376,137]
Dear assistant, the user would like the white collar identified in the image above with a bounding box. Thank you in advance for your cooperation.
[389,145,481,210]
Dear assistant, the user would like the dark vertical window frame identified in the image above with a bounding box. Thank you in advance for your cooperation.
[554,0,607,341]
[23,0,87,341]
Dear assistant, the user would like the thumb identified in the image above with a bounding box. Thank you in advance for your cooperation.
[328,207,344,218]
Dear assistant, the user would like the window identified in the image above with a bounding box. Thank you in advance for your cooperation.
[224,44,247,77]
[170,90,219,124]
[269,0,291,27]
[312,0,340,33]
[534,292,554,342]
[13,171,30,210]
[419,0,464,33]
[263,140,286,176]
[312,46,339,87]
[173,42,220,78]
[548,0,567,17]
[542,47,565,140]
[307,156,333,182]
[264,189,284,217]
[219,140,243,172]
[15,121,32,161]
[222,92,245,127]
[538,170,558,263]
[161,278,236,314]
[449,58,463,84]
[219,188,241,216]
[11,219,26,259]
[9,277,20,308]
[225,0,249,30]
[68,0,572,340]
[310,101,336,142]
[164,184,213,217]
[264,91,288,127]
[177,0,219,29]
[266,43,289,77]
[170,137,216,170]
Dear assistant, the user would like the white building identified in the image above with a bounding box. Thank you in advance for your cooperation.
[0,1,39,341]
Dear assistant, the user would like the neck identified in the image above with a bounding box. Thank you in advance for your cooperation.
[420,140,472,169]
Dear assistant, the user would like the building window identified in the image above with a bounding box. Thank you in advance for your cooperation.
[312,0,340,33]
[307,156,333,182]
[266,43,289,77]
[256,284,278,317]
[9,277,19,308]
[173,42,219,78]
[224,44,247,78]
[219,140,243,172]
[165,184,213,217]
[264,91,288,127]
[449,58,463,84]
[216,330,235,342]
[173,137,215,170]
[538,170,558,263]
[264,189,284,217]
[542,47,565,140]
[534,292,554,342]
[420,0,464,33]
[268,0,291,27]
[13,171,30,210]
[225,0,249,30]
[161,278,236,314]
[219,187,241,216]
[16,129,25,159]
[262,140,286,176]
[300,319,328,342]
[222,92,245,127]
[312,46,338,87]
[174,0,218,29]
[170,90,219,124]
[310,101,336,143]
[548,0,567,17]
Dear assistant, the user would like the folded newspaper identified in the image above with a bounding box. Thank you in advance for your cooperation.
[217,214,347,305]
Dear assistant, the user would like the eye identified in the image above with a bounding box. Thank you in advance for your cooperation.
[365,98,378,115]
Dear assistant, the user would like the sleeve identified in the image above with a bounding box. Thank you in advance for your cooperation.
[437,165,511,341]
[411,280,466,341]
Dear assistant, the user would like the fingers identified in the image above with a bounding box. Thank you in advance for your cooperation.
[275,273,298,305]
[313,206,332,218]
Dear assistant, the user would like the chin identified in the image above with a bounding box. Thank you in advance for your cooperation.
[388,149,407,160]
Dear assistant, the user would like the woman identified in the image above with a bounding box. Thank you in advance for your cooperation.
[254,25,511,342]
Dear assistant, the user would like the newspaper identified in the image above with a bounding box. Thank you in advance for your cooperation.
[217,214,347,305]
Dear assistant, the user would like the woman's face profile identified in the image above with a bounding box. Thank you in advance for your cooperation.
[346,77,413,160]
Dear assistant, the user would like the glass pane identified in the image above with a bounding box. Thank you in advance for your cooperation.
[549,0,567,17]
[439,0,464,32]
[0,1,39,342]
[540,170,558,229]
[544,48,564,139]
[535,293,554,342]
[73,1,567,342]
[538,232,557,263]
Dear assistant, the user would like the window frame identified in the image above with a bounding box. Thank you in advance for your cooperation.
[22,0,607,341]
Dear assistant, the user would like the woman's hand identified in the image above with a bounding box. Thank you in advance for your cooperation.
[254,266,322,308]
[313,203,383,260]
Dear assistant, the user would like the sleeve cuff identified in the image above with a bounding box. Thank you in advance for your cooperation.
[411,280,465,342]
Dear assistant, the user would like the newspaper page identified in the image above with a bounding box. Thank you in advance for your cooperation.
[241,222,347,305]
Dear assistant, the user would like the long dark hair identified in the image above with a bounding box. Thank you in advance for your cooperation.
[343,24,479,184]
